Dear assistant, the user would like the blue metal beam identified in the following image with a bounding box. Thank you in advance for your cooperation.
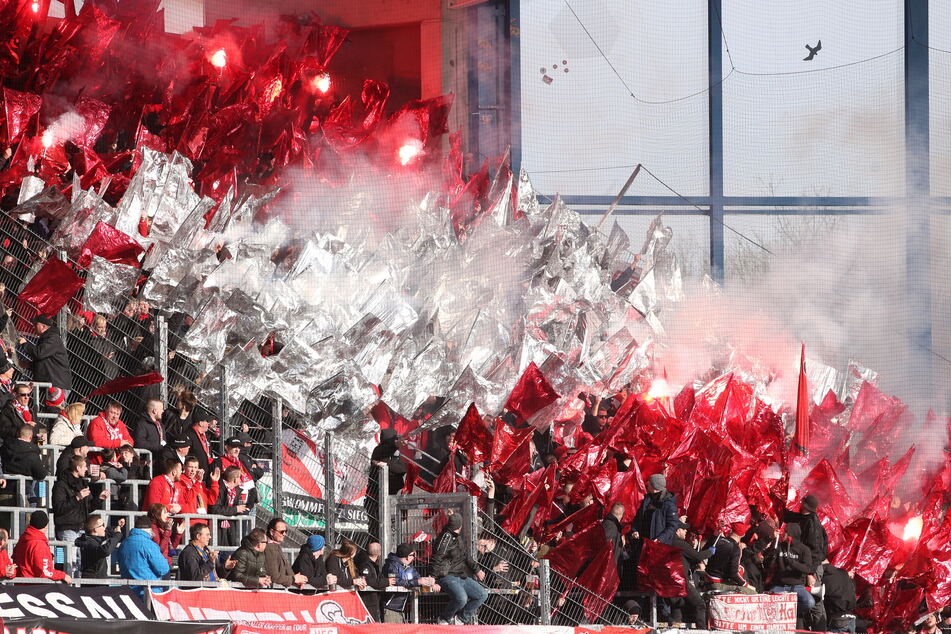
[708,0,725,281]
[509,0,521,175]
[904,0,932,398]
[541,195,951,207]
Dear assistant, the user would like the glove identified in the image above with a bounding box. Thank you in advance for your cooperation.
[708,546,716,555]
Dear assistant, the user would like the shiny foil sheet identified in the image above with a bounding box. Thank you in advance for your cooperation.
[84,256,140,313]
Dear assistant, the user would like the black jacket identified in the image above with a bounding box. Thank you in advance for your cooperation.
[740,548,766,592]
[671,536,712,581]
[705,535,743,586]
[52,473,101,532]
[431,528,479,579]
[368,439,407,495]
[822,563,856,619]
[293,547,330,590]
[32,325,73,390]
[0,402,26,441]
[1,437,48,479]
[783,509,827,572]
[766,537,813,587]
[602,515,624,562]
[76,530,123,578]
[326,555,358,589]
[356,552,387,622]
[133,414,166,458]
[186,429,214,473]
[177,543,220,581]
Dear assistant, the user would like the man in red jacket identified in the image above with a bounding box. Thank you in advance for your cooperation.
[143,458,183,514]
[0,528,16,578]
[13,511,72,582]
[177,456,220,524]
[87,401,134,449]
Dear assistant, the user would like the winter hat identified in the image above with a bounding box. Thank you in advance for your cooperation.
[307,535,326,551]
[648,473,667,492]
[801,494,819,513]
[30,510,49,530]
[0,357,11,374]
[34,314,56,327]
[380,428,398,442]
[396,543,416,558]
[69,436,93,448]
[169,437,191,449]
[785,522,802,540]
[446,514,463,531]
[225,436,243,448]
[45,387,65,408]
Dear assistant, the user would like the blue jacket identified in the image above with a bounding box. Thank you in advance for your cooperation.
[382,552,422,612]
[634,490,680,545]
[117,528,170,596]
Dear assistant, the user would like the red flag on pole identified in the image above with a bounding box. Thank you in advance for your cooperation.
[793,343,810,457]
[18,259,84,317]
[87,371,163,398]
[504,361,559,423]
[636,539,688,598]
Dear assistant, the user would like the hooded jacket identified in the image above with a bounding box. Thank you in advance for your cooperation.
[766,524,813,587]
[76,530,123,578]
[383,552,423,612]
[705,535,744,586]
[822,563,857,620]
[117,527,170,589]
[431,527,479,579]
[52,473,101,532]
[1,437,48,480]
[13,525,66,580]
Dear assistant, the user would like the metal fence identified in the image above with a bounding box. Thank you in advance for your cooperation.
[0,209,638,626]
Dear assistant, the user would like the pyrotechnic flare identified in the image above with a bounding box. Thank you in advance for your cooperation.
[398,140,424,165]
[210,48,227,68]
[31,1,40,12]
[312,73,331,94]
[41,129,53,149]
[902,515,922,541]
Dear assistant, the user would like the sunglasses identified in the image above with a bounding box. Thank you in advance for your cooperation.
[16,393,30,397]
[275,529,288,534]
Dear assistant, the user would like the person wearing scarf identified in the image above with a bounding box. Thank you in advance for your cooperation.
[177,523,221,582]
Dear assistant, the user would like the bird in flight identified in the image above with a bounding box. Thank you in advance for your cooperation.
[803,40,822,61]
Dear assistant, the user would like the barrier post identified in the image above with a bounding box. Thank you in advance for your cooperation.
[156,315,168,406]
[56,250,68,333]
[380,462,390,557]
[272,398,283,516]
[324,431,336,547]
[538,559,552,625]
[218,366,231,447]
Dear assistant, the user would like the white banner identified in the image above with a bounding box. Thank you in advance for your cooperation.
[707,593,797,631]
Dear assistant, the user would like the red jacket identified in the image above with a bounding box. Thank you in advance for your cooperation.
[143,475,181,511]
[176,475,219,522]
[12,526,66,580]
[0,548,15,578]
[87,413,134,449]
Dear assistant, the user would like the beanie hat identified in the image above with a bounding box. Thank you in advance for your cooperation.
[396,543,416,558]
[0,357,11,374]
[648,473,666,492]
[30,510,49,530]
[45,387,65,408]
[307,534,325,551]
[446,514,463,531]
[34,314,56,327]
[801,494,819,513]
[380,428,398,442]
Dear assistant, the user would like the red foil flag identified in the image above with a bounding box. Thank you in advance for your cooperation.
[544,523,604,578]
[369,401,419,437]
[88,371,163,398]
[454,403,492,464]
[577,544,621,622]
[800,459,857,526]
[636,539,687,598]
[607,463,646,528]
[18,258,84,317]
[79,221,145,268]
[504,361,560,424]
[848,381,906,432]
[830,517,898,584]
[488,420,533,484]
[792,343,810,457]
[540,502,601,543]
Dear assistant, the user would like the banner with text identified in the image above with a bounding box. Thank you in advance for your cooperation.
[0,585,151,621]
[231,625,576,634]
[707,592,797,631]
[1,617,229,634]
[149,588,372,628]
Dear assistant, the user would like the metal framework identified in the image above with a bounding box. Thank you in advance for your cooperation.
[499,0,936,392]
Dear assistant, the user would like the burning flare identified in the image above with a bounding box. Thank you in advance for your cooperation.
[210,49,227,69]
[31,1,40,12]
[902,516,923,541]
[41,129,54,149]
[312,73,331,94]
[398,140,424,166]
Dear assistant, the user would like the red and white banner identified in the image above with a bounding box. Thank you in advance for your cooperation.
[232,626,575,634]
[707,592,797,631]
[149,588,372,628]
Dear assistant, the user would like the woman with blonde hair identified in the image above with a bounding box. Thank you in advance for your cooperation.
[48,402,85,445]
[326,538,367,590]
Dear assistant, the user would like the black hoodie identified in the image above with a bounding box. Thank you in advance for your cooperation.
[767,524,813,586]
[76,530,123,578]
